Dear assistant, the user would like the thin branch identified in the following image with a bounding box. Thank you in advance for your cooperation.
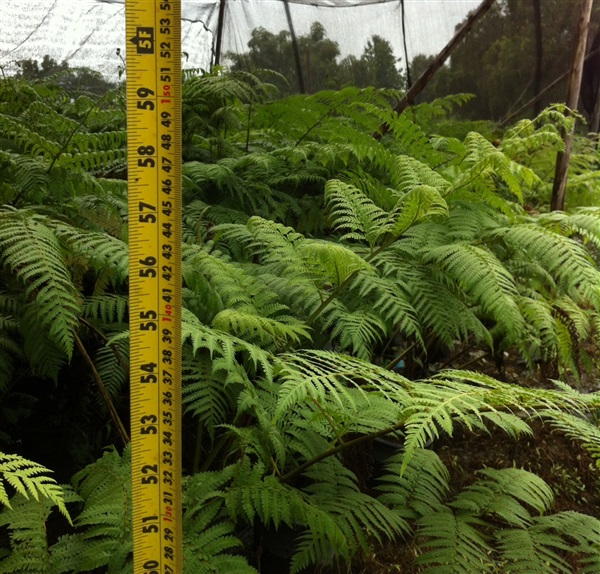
[379,322,403,362]
[457,351,490,371]
[499,46,600,128]
[295,95,354,147]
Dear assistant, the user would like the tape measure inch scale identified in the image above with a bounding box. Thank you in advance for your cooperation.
[126,1,182,572]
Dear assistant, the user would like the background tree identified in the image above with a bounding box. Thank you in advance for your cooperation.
[16,55,115,96]
[339,35,405,90]
[228,22,405,94]
[410,0,600,121]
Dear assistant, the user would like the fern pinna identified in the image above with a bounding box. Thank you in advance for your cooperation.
[2,71,600,572]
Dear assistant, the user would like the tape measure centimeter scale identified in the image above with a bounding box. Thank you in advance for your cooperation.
[126,1,182,573]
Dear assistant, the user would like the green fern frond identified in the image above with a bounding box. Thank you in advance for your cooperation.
[182,308,273,378]
[0,453,69,519]
[0,494,57,574]
[183,499,258,574]
[82,294,128,324]
[385,184,449,237]
[530,512,600,574]
[323,302,386,360]
[274,350,409,420]
[402,264,492,347]
[297,239,372,286]
[538,208,600,250]
[495,522,572,573]
[324,179,388,246]
[94,340,129,399]
[51,447,132,573]
[0,209,80,357]
[415,509,491,573]
[69,191,127,238]
[391,155,451,194]
[455,131,539,202]
[0,112,60,160]
[386,112,442,165]
[53,223,129,282]
[183,355,234,440]
[212,308,310,349]
[376,448,449,519]
[0,150,49,204]
[351,272,422,342]
[424,242,523,334]
[496,224,600,307]
[541,411,600,468]
[18,302,67,379]
[450,468,554,527]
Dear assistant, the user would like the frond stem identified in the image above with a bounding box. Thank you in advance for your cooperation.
[379,322,404,360]
[306,286,341,325]
[280,415,409,483]
[47,93,109,174]
[312,397,344,444]
[384,341,417,371]
[457,351,490,371]
[436,341,477,372]
[74,333,129,446]
[294,95,354,147]
[78,316,129,374]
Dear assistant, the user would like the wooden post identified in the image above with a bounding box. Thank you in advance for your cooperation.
[532,0,543,116]
[551,0,594,212]
[401,0,412,88]
[591,83,600,133]
[373,0,496,140]
[284,0,306,93]
[214,0,227,67]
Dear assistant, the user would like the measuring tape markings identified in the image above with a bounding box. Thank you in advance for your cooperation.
[126,1,182,572]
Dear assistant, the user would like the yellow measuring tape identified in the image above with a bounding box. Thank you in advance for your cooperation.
[126,1,182,572]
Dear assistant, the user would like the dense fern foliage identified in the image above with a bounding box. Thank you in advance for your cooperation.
[1,70,600,572]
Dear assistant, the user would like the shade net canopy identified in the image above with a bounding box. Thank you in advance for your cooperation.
[1,0,476,82]
[2,0,598,122]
